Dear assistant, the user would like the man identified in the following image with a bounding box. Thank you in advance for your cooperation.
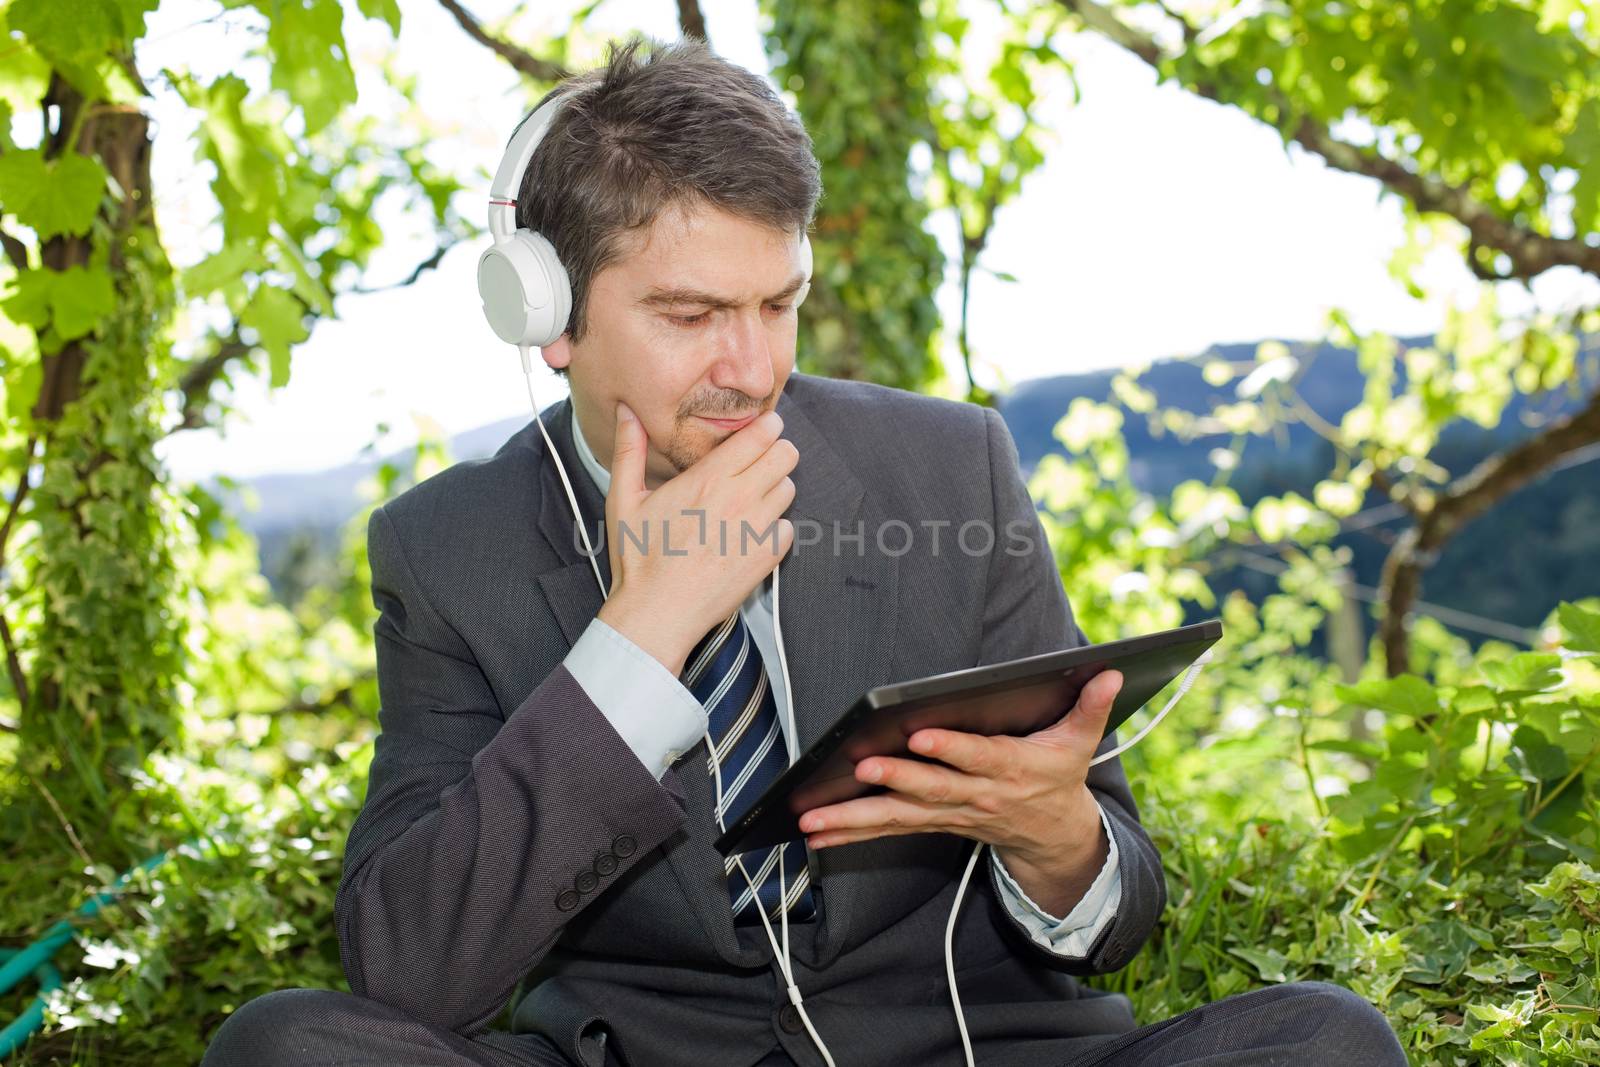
[202,37,1406,1067]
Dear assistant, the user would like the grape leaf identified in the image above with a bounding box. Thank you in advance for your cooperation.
[261,0,357,137]
[240,285,307,388]
[0,149,107,239]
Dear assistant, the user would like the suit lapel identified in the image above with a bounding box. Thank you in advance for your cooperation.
[756,387,900,968]
[523,381,900,966]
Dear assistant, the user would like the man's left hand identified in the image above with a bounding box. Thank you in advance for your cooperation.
[798,669,1123,915]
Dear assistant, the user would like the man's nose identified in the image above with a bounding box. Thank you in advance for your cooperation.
[710,311,775,402]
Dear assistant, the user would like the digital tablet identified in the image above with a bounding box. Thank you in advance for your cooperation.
[712,618,1223,857]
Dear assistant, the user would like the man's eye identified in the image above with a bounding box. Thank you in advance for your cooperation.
[767,303,794,315]
[669,311,710,327]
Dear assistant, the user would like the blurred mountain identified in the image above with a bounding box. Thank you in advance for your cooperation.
[225,335,1599,640]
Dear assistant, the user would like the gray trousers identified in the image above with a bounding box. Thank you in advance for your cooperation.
[200,980,1406,1066]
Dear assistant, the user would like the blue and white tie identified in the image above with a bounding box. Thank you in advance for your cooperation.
[683,611,817,925]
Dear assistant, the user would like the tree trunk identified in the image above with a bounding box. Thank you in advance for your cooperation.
[17,70,185,842]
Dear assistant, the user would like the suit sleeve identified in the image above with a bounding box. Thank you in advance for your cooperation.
[974,405,1167,975]
[334,504,689,1035]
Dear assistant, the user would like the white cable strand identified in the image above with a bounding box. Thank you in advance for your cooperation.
[518,360,828,1059]
[703,558,835,1066]
[946,843,985,1067]
[1089,645,1215,768]
[942,643,1217,1067]
[521,347,607,600]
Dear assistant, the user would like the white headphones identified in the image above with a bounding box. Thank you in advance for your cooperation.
[477,91,813,351]
[477,94,574,349]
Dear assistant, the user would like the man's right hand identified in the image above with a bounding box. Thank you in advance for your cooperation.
[595,401,797,677]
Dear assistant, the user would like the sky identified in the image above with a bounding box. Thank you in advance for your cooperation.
[135,0,1598,482]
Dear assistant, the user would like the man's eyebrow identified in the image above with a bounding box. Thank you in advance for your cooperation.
[636,272,809,310]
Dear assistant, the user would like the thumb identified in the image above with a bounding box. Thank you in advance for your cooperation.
[608,401,649,512]
[1036,669,1121,748]
[1072,669,1122,743]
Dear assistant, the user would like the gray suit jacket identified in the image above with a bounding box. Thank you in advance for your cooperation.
[335,371,1166,1067]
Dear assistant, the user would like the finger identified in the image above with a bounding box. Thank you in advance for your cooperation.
[904,728,1012,778]
[853,754,980,807]
[737,436,799,492]
[798,792,959,837]
[1045,669,1122,744]
[702,409,784,478]
[608,401,649,513]
[760,475,796,514]
[807,825,925,850]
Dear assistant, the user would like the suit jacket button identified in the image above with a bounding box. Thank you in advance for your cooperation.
[594,851,619,877]
[555,890,580,912]
[778,1004,803,1034]
[612,834,637,858]
[575,869,599,894]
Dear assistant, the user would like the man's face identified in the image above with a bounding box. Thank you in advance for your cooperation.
[545,202,809,489]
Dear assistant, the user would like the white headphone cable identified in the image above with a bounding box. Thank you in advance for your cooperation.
[706,556,837,1066]
[519,355,1214,1067]
[521,361,834,1064]
[521,347,607,599]
[943,643,1217,1067]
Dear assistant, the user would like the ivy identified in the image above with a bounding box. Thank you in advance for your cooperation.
[761,0,945,389]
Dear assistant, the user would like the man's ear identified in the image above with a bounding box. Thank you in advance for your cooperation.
[540,334,574,371]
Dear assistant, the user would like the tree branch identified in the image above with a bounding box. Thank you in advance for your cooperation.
[268,671,374,717]
[676,0,708,42]
[1379,383,1600,674]
[0,224,28,272]
[435,0,570,82]
[1055,0,1600,283]
[169,241,458,435]
[349,237,460,294]
[0,434,38,709]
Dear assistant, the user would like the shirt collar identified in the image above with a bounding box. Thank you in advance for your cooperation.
[568,400,611,498]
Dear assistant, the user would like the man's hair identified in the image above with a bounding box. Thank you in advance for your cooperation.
[512,36,823,354]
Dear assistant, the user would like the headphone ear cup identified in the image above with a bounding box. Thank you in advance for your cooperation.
[793,231,813,310]
[477,229,574,348]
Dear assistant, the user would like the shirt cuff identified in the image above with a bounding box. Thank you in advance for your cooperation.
[990,800,1122,958]
[563,616,708,780]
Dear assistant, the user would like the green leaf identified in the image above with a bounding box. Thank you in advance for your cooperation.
[356,0,401,35]
[8,0,157,60]
[1,265,116,340]
[1511,725,1569,780]
[271,230,334,317]
[1403,919,1478,984]
[174,73,283,239]
[6,358,41,421]
[1335,675,1441,720]
[261,0,358,136]
[1307,737,1383,759]
[182,243,262,299]
[1481,653,1564,693]
[1559,602,1600,654]
[1228,946,1292,982]
[0,11,51,114]
[0,150,107,239]
[240,285,308,388]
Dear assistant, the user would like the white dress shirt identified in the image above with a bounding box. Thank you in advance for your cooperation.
[558,407,1122,958]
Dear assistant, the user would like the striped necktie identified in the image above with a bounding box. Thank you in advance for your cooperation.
[682,610,817,926]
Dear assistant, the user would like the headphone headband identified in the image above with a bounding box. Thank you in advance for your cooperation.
[487,93,564,242]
